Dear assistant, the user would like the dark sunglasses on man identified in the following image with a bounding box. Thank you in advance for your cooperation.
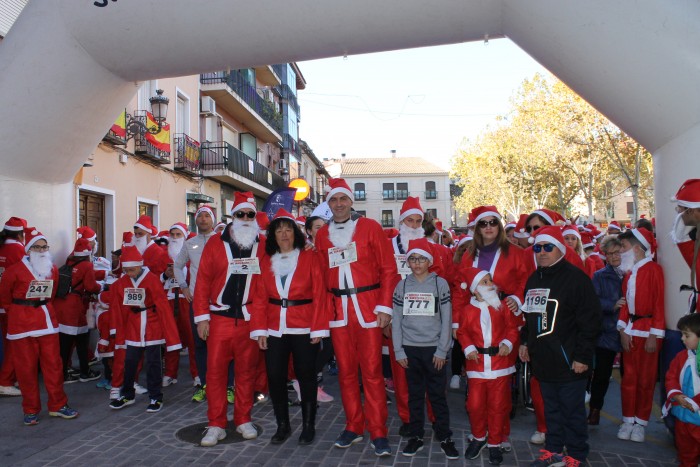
[235,211,256,219]
[533,243,556,253]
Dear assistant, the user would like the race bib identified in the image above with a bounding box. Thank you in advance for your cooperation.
[123,288,146,307]
[523,288,550,314]
[228,257,261,275]
[328,242,358,268]
[402,292,435,316]
[164,278,179,290]
[26,280,53,299]
[394,254,411,275]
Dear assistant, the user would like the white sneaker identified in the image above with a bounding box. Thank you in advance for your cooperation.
[193,376,201,386]
[109,387,121,400]
[236,422,258,440]
[585,391,591,404]
[201,426,227,447]
[630,424,645,442]
[0,385,21,396]
[134,383,148,394]
[449,375,461,389]
[317,386,334,403]
[162,376,177,387]
[500,441,512,452]
[529,431,546,445]
[617,422,634,440]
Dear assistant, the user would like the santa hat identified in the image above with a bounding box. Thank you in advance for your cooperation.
[580,231,595,250]
[505,221,516,231]
[272,208,295,222]
[73,238,92,257]
[399,197,424,223]
[631,228,656,258]
[76,226,97,242]
[195,205,215,220]
[187,231,196,239]
[215,222,227,232]
[231,191,257,214]
[406,238,434,265]
[472,205,502,224]
[296,216,307,227]
[672,179,700,208]
[608,221,621,231]
[460,266,490,294]
[256,212,270,231]
[561,225,581,240]
[531,208,565,226]
[513,213,530,239]
[24,227,46,252]
[156,230,170,240]
[97,290,112,309]
[120,246,144,267]
[134,215,155,235]
[4,216,27,232]
[435,220,443,233]
[466,210,477,229]
[457,234,473,247]
[121,231,134,247]
[533,225,567,255]
[327,178,353,201]
[169,222,188,237]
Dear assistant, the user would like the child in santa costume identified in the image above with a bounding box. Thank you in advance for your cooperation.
[663,313,700,467]
[95,289,114,389]
[133,215,170,277]
[108,246,181,412]
[457,267,519,466]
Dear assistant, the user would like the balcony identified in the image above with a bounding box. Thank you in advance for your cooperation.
[284,133,301,161]
[200,141,286,196]
[133,111,170,164]
[276,83,300,117]
[103,127,126,146]
[254,65,281,86]
[200,71,283,143]
[425,190,438,200]
[174,133,201,177]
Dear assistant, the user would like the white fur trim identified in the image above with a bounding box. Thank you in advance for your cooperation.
[232,202,256,214]
[399,208,424,223]
[24,234,46,252]
[631,229,651,252]
[328,187,354,201]
[532,210,554,225]
[474,210,501,224]
[121,260,143,267]
[73,250,91,257]
[562,227,581,239]
[133,222,152,233]
[470,270,489,293]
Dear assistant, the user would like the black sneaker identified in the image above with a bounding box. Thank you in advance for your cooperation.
[398,422,411,438]
[402,437,424,457]
[109,396,135,410]
[464,438,487,459]
[440,438,459,460]
[79,369,102,383]
[488,446,503,465]
[146,399,162,413]
[63,373,80,384]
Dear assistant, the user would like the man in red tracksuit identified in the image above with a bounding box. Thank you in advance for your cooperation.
[315,178,397,457]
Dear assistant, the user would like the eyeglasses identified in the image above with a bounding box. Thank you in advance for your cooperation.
[235,211,256,219]
[477,219,500,228]
[29,245,50,252]
[525,225,541,234]
[533,243,556,253]
[407,256,429,264]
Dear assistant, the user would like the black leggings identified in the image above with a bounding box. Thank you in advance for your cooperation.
[589,347,618,410]
[315,337,334,381]
[451,338,465,376]
[266,334,319,405]
[59,332,90,376]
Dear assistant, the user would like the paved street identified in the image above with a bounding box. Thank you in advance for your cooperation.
[0,354,679,466]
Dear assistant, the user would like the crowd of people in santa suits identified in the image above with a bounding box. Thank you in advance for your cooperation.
[1,176,700,466]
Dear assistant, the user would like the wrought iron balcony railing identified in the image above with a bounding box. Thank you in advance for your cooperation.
[200,141,286,191]
[174,133,201,176]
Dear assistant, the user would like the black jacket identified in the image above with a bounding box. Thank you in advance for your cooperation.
[521,258,601,383]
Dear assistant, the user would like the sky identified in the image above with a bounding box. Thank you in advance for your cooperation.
[296,39,549,171]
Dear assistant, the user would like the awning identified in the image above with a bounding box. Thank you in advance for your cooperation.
[187,193,214,204]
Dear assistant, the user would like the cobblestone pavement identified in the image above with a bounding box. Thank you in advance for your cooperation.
[0,354,679,466]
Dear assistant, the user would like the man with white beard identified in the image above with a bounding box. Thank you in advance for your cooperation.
[133,215,170,277]
[0,227,79,425]
[194,192,265,445]
[315,178,397,456]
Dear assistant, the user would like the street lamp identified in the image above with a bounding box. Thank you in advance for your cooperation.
[124,89,170,141]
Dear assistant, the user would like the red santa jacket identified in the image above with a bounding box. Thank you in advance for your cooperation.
[0,240,26,315]
[193,234,266,323]
[109,267,181,351]
[617,257,665,338]
[316,217,398,329]
[95,291,113,357]
[53,257,101,334]
[249,249,329,339]
[590,253,605,271]
[663,349,700,417]
[142,241,170,277]
[677,239,700,312]
[584,255,597,279]
[0,258,59,340]
[456,297,519,379]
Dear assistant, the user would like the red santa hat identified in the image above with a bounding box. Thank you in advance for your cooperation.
[256,211,270,230]
[4,216,27,232]
[296,216,307,227]
[73,238,92,257]
[327,178,353,201]
[531,208,565,226]
[24,227,46,252]
[435,220,443,233]
[466,210,477,229]
[215,222,227,232]
[121,231,134,247]
[533,225,567,255]
[460,266,490,294]
[120,246,144,267]
[97,289,112,309]
[169,222,188,237]
[156,230,170,240]
[195,205,215,221]
[406,238,434,265]
[187,231,196,239]
[608,221,621,231]
[505,221,516,231]
[630,227,656,258]
[472,205,502,224]
[513,213,530,239]
[399,196,424,223]
[134,215,155,235]
[561,225,581,240]
[272,208,295,222]
[231,191,257,214]
[76,226,97,242]
[457,234,474,247]
[580,231,595,250]
[672,179,700,208]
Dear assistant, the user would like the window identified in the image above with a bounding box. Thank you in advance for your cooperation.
[396,182,408,200]
[426,209,438,219]
[355,210,366,218]
[354,183,366,201]
[383,183,395,200]
[425,181,437,199]
[138,202,154,219]
[240,133,257,159]
[381,210,394,227]
[627,201,634,215]
[137,80,158,111]
[175,91,190,136]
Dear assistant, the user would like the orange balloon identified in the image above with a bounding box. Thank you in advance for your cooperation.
[288,178,310,201]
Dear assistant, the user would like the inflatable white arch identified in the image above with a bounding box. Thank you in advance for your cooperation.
[1,0,699,331]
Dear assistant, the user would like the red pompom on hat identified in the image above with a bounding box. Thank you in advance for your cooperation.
[120,246,144,267]
[24,227,46,252]
[169,222,188,237]
[272,208,295,222]
[631,227,656,258]
[608,221,621,231]
[76,226,97,241]
[531,208,565,226]
[327,178,354,201]
[256,211,270,230]
[533,225,567,255]
[472,205,502,224]
[399,196,424,223]
[195,205,215,221]
[405,238,434,265]
[580,231,595,249]
[4,216,27,232]
[134,215,155,235]
[513,213,530,239]
[672,179,700,208]
[231,191,257,214]
[73,237,92,257]
[121,231,134,247]
[460,266,490,294]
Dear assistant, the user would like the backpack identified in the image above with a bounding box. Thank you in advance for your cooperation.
[55,257,88,298]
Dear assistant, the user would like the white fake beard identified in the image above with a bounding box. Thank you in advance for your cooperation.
[270,249,300,277]
[328,219,355,248]
[399,223,425,251]
[619,249,636,273]
[134,235,148,255]
[92,241,99,256]
[168,237,185,260]
[231,219,257,249]
[477,284,502,310]
[29,251,53,279]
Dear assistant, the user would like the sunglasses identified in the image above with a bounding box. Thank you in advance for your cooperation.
[525,225,541,234]
[235,211,256,219]
[533,243,556,253]
[477,219,500,228]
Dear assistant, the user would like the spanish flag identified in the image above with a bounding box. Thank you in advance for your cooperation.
[144,111,171,152]
[110,109,127,138]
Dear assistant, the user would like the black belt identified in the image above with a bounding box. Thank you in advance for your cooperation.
[630,314,653,322]
[330,283,381,297]
[12,299,49,307]
[130,305,156,314]
[269,298,313,307]
[476,346,499,356]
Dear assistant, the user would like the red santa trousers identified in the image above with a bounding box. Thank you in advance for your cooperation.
[675,420,700,467]
[331,313,388,439]
[207,314,259,428]
[466,376,511,446]
[164,297,197,380]
[621,336,659,425]
[12,334,67,414]
[0,314,16,386]
[530,375,548,433]
[387,335,435,424]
